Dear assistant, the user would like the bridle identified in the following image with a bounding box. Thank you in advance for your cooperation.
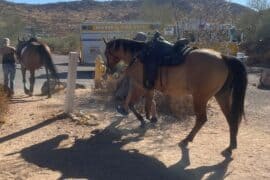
[104,48,121,73]
[127,54,139,68]
[104,46,140,73]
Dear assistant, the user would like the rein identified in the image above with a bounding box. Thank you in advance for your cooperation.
[127,55,138,68]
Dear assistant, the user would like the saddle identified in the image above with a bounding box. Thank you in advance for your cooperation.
[139,32,197,89]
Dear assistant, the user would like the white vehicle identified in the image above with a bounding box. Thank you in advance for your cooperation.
[80,22,160,64]
[164,26,175,36]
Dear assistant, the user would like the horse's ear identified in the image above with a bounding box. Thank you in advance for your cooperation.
[103,38,108,45]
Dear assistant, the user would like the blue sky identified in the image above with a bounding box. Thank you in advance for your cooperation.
[7,0,249,6]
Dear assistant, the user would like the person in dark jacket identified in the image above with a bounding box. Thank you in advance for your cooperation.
[0,38,17,97]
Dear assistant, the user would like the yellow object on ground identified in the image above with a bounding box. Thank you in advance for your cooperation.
[227,42,239,56]
[94,55,106,89]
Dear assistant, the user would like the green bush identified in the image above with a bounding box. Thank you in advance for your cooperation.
[0,14,25,45]
[238,9,270,66]
[43,33,80,54]
[238,10,270,42]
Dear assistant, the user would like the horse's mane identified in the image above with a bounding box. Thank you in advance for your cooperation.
[107,39,146,54]
[28,37,46,47]
[29,37,38,42]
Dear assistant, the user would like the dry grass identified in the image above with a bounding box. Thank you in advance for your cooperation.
[103,74,195,119]
[0,84,8,124]
[155,92,194,119]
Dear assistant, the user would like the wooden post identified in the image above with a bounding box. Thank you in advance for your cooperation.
[64,52,78,114]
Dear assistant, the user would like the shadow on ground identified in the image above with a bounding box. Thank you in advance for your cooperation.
[8,96,44,104]
[0,113,66,144]
[36,71,95,80]
[20,118,232,180]
[54,62,95,67]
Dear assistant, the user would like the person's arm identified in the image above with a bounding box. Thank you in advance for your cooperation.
[11,48,19,64]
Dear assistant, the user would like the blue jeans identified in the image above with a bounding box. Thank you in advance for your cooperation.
[3,63,16,93]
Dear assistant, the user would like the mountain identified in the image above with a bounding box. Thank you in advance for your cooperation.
[0,0,252,37]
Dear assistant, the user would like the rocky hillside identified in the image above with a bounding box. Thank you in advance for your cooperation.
[0,0,252,37]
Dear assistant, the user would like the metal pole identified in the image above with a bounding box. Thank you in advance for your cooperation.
[64,52,78,114]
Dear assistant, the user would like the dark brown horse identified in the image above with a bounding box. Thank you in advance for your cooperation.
[104,38,247,155]
[16,37,58,98]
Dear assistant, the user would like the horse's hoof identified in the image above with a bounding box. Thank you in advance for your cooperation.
[116,105,129,116]
[24,88,30,95]
[221,148,232,158]
[140,121,146,128]
[150,117,158,123]
[179,138,189,147]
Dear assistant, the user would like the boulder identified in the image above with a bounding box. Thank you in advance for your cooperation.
[258,69,270,90]
[41,80,86,95]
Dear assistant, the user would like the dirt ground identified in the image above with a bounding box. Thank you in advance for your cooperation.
[0,72,269,180]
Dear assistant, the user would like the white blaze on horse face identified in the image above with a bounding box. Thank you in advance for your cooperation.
[21,46,28,57]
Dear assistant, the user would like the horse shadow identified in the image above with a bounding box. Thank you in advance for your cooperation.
[20,119,232,180]
[36,71,95,80]
[168,144,233,179]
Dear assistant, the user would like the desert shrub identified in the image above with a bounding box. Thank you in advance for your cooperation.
[0,14,25,42]
[43,33,80,54]
[104,73,194,119]
[238,9,270,66]
[155,92,194,119]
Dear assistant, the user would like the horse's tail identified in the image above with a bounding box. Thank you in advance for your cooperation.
[38,45,59,80]
[222,55,247,125]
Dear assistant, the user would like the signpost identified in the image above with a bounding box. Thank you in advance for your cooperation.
[64,52,78,114]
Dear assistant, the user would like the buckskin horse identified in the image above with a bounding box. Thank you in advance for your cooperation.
[114,75,158,127]
[16,37,58,98]
[104,37,247,155]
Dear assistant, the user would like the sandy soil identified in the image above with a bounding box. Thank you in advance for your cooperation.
[0,73,269,180]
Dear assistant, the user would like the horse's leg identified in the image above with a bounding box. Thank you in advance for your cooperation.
[45,67,51,98]
[117,81,134,115]
[144,91,158,123]
[144,91,152,119]
[150,100,158,123]
[181,97,208,146]
[215,90,236,155]
[29,70,35,96]
[21,67,29,95]
[129,104,146,127]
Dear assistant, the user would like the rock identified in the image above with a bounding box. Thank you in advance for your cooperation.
[258,69,270,90]
[41,80,66,95]
[41,80,86,95]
